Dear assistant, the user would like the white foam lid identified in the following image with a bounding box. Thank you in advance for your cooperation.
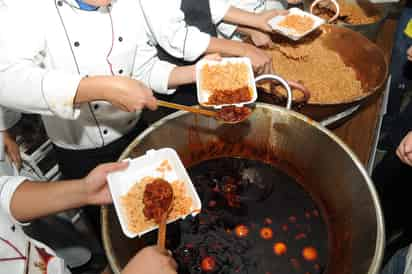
[268,8,325,41]
[107,148,202,238]
[196,57,257,109]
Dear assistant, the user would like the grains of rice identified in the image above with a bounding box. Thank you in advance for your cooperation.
[201,63,249,93]
[278,14,315,34]
[313,0,380,25]
[262,29,363,104]
[121,176,193,234]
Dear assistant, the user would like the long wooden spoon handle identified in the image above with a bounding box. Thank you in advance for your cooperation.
[157,215,167,249]
[157,100,217,117]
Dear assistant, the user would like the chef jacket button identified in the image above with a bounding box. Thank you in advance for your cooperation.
[11,225,15,232]
[94,104,99,110]
[118,69,123,74]
[103,129,108,135]
[74,41,80,47]
[118,36,123,42]
[127,119,134,125]
[57,1,63,6]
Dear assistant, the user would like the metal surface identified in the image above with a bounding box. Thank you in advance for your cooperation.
[260,25,388,121]
[337,5,388,42]
[255,74,293,109]
[102,103,384,274]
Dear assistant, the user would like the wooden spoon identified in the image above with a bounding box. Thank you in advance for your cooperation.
[157,197,173,249]
[142,178,174,250]
[157,100,252,124]
[157,100,217,118]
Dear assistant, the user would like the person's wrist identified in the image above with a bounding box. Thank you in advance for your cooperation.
[77,178,92,206]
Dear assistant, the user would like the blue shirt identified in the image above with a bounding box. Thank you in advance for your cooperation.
[75,0,98,11]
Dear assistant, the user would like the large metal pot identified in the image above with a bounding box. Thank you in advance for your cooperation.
[102,103,384,274]
[260,25,388,122]
[303,0,388,41]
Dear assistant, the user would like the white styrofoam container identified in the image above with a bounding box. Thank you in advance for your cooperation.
[368,0,399,3]
[196,57,257,109]
[268,8,325,41]
[107,148,202,238]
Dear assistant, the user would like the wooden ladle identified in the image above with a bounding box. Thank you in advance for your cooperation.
[142,178,174,249]
[157,100,252,124]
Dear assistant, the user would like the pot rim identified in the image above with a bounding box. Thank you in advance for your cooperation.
[101,103,385,274]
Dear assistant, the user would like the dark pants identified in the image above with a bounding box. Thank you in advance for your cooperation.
[381,246,409,274]
[386,8,412,120]
[372,149,412,237]
[54,121,147,179]
[373,97,412,237]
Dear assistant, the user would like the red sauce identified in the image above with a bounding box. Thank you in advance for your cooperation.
[208,87,252,105]
[142,178,173,224]
[295,233,307,240]
[288,216,297,223]
[290,258,301,270]
[201,256,216,272]
[216,106,252,123]
[260,227,274,240]
[234,224,249,238]
[208,200,217,208]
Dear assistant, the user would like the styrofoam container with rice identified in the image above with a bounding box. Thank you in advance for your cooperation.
[107,148,201,238]
[269,8,325,41]
[196,57,257,109]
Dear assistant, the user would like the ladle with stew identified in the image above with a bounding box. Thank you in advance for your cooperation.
[157,74,293,123]
[142,178,174,249]
[157,100,252,124]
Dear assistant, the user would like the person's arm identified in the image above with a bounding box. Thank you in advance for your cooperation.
[122,246,177,274]
[236,26,274,48]
[222,7,288,33]
[397,131,412,166]
[0,4,157,117]
[3,162,127,223]
[206,37,273,74]
[0,107,22,167]
[138,0,211,62]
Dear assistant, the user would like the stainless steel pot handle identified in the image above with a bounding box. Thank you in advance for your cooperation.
[255,74,293,110]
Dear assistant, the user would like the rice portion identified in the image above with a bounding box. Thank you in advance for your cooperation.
[278,14,315,34]
[201,63,249,93]
[263,30,363,104]
[121,176,193,234]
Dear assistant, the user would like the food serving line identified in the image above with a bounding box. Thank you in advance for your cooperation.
[99,4,397,274]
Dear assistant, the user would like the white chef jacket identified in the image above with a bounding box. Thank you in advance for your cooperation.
[0,0,177,150]
[217,0,287,39]
[0,107,69,274]
[217,0,267,38]
[138,0,231,62]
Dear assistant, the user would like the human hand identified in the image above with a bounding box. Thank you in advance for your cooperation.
[407,46,412,62]
[287,0,303,4]
[249,30,274,48]
[104,76,158,112]
[255,9,289,33]
[3,131,21,170]
[122,246,178,274]
[243,44,273,74]
[83,161,129,205]
[396,131,412,166]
